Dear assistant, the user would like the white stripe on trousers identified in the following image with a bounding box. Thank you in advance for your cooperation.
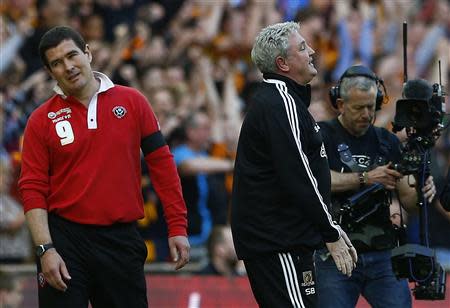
[278,252,305,308]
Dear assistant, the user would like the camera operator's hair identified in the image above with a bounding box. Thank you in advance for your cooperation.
[39,26,87,69]
[251,21,300,74]
[340,76,377,101]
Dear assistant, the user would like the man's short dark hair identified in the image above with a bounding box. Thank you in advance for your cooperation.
[39,26,86,68]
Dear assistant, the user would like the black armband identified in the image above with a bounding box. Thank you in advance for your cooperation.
[141,131,166,156]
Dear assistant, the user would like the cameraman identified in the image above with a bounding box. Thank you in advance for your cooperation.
[314,66,436,308]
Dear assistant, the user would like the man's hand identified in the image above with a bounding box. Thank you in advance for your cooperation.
[421,175,436,203]
[367,163,403,190]
[168,236,190,270]
[338,227,358,265]
[40,249,71,291]
[325,230,357,277]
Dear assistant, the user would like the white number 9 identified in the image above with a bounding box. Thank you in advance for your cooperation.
[55,120,75,146]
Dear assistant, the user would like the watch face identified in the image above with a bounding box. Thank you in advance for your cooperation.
[36,243,54,257]
[36,245,45,257]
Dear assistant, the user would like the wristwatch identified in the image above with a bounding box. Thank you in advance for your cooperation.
[36,243,55,257]
[358,171,368,188]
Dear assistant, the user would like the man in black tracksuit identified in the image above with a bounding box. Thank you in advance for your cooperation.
[231,21,357,308]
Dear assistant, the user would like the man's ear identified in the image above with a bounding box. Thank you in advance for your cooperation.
[275,56,289,72]
[336,98,345,114]
[44,66,54,80]
[84,44,93,63]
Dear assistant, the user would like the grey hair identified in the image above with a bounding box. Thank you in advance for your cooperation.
[340,76,377,101]
[251,21,300,74]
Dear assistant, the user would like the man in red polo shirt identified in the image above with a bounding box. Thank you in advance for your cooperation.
[18,26,189,308]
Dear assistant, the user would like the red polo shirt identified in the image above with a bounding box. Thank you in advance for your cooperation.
[18,72,187,237]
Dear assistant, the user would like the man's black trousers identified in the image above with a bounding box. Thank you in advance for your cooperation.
[37,214,148,308]
[244,247,317,308]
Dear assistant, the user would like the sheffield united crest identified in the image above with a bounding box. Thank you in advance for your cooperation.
[112,106,127,119]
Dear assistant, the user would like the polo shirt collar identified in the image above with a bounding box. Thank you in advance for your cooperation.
[52,71,115,98]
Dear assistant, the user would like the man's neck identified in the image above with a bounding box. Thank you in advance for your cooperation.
[73,76,100,107]
[267,72,307,86]
[338,115,365,137]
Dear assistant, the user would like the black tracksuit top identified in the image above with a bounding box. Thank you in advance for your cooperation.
[231,73,340,260]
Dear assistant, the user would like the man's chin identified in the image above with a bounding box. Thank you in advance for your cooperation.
[357,126,370,135]
[305,70,317,84]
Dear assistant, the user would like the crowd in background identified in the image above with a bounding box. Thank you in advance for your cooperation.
[1,0,449,279]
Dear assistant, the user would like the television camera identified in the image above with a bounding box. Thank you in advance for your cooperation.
[391,79,446,175]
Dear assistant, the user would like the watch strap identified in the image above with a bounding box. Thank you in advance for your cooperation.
[358,171,368,188]
[36,243,54,257]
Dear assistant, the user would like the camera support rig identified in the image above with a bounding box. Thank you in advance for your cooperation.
[390,22,447,301]
[390,150,446,300]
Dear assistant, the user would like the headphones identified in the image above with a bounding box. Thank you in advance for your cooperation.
[329,65,388,111]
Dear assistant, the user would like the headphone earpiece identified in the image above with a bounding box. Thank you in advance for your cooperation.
[329,85,340,109]
[329,65,387,111]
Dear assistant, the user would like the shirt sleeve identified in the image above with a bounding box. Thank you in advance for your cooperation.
[18,113,50,213]
[137,91,188,237]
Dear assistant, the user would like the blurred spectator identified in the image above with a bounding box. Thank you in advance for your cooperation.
[19,0,69,76]
[137,155,174,263]
[0,271,24,308]
[0,95,8,161]
[149,88,180,138]
[0,13,33,74]
[331,0,375,81]
[2,70,52,153]
[0,158,31,263]
[199,225,245,277]
[96,0,142,42]
[172,111,233,251]
[79,14,105,43]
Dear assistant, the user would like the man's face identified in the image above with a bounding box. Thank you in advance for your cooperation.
[45,39,93,97]
[153,90,175,116]
[284,31,317,85]
[187,113,211,150]
[339,87,377,137]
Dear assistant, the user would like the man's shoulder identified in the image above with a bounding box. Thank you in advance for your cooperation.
[245,83,284,118]
[108,84,143,97]
[318,119,339,136]
[372,126,400,145]
[28,95,64,120]
[104,85,150,114]
[251,82,280,101]
[318,118,336,128]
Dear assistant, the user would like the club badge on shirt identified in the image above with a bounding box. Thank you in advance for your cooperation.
[112,106,127,119]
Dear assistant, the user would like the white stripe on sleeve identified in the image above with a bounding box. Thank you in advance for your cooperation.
[264,78,339,235]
